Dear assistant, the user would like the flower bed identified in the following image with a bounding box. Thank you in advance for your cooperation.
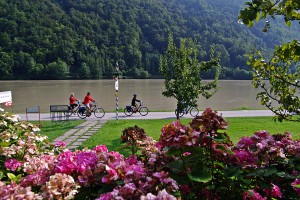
[1,108,300,199]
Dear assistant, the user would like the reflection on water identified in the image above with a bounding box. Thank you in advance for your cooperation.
[0,79,265,113]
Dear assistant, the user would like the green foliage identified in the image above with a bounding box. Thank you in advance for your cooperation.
[239,0,300,121]
[0,0,298,80]
[159,33,220,119]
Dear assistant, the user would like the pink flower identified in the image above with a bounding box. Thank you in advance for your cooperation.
[243,190,267,200]
[234,150,257,167]
[183,152,191,156]
[237,137,255,149]
[55,151,77,174]
[102,165,118,183]
[119,183,137,196]
[126,155,138,165]
[263,183,282,198]
[76,151,98,173]
[93,145,108,153]
[54,141,66,147]
[4,158,22,171]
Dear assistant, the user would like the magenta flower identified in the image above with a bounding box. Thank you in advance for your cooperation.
[93,145,108,153]
[234,149,257,168]
[126,155,138,165]
[55,151,77,174]
[102,165,118,183]
[76,151,98,173]
[263,183,282,198]
[237,137,255,149]
[183,152,191,156]
[54,141,66,147]
[243,190,267,200]
[119,183,137,196]
[4,158,22,171]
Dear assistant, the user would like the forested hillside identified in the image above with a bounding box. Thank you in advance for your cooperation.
[0,0,298,80]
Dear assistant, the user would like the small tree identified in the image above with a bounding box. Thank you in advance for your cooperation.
[238,0,300,121]
[159,33,220,120]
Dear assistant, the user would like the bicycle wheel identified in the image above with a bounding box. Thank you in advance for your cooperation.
[77,108,87,119]
[94,107,105,118]
[175,109,184,117]
[124,107,133,116]
[190,107,199,117]
[139,107,148,116]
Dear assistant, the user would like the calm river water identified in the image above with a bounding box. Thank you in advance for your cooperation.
[0,79,265,113]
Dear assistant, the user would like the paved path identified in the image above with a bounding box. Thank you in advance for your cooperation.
[17,110,274,121]
[17,110,274,150]
[53,120,107,150]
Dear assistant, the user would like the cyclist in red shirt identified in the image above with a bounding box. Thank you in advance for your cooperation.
[69,93,79,111]
[83,92,95,114]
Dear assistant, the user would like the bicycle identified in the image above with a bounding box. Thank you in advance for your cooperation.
[65,100,81,117]
[77,102,105,119]
[124,101,149,116]
[175,105,199,117]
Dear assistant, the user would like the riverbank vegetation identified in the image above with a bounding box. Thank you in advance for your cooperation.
[0,0,298,80]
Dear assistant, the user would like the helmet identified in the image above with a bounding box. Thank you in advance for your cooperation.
[133,94,137,96]
[71,93,74,96]
[87,92,91,95]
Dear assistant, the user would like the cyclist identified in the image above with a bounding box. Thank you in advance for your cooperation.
[83,92,96,115]
[131,94,141,112]
[69,93,79,112]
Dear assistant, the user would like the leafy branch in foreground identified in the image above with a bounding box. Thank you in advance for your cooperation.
[239,0,300,122]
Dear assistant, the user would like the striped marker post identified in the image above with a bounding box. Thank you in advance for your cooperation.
[115,62,119,122]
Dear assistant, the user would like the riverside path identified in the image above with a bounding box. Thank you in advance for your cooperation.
[17,110,274,121]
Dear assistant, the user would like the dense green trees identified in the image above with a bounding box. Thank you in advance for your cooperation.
[239,0,300,121]
[0,0,298,80]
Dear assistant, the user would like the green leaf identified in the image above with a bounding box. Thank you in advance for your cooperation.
[187,166,212,183]
[0,141,11,147]
[7,173,16,180]
[166,147,181,156]
[164,160,184,174]
[293,184,300,189]
[224,167,243,178]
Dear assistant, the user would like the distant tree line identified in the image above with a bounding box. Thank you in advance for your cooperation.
[0,0,298,80]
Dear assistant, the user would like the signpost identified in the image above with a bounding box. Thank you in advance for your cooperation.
[0,91,12,103]
[0,91,13,112]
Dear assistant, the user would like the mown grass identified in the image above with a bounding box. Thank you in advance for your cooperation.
[82,116,300,153]
[27,120,84,141]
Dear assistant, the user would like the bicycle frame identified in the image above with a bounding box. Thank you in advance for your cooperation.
[124,101,148,116]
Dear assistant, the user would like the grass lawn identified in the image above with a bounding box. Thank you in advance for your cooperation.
[28,120,84,141]
[82,116,300,153]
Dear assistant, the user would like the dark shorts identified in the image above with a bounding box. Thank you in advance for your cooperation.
[70,104,78,109]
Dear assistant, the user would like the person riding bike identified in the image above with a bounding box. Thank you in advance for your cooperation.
[83,92,96,115]
[69,93,79,112]
[131,94,141,112]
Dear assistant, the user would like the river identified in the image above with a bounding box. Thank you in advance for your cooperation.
[0,79,265,113]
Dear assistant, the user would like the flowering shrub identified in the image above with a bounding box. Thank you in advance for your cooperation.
[1,108,300,199]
